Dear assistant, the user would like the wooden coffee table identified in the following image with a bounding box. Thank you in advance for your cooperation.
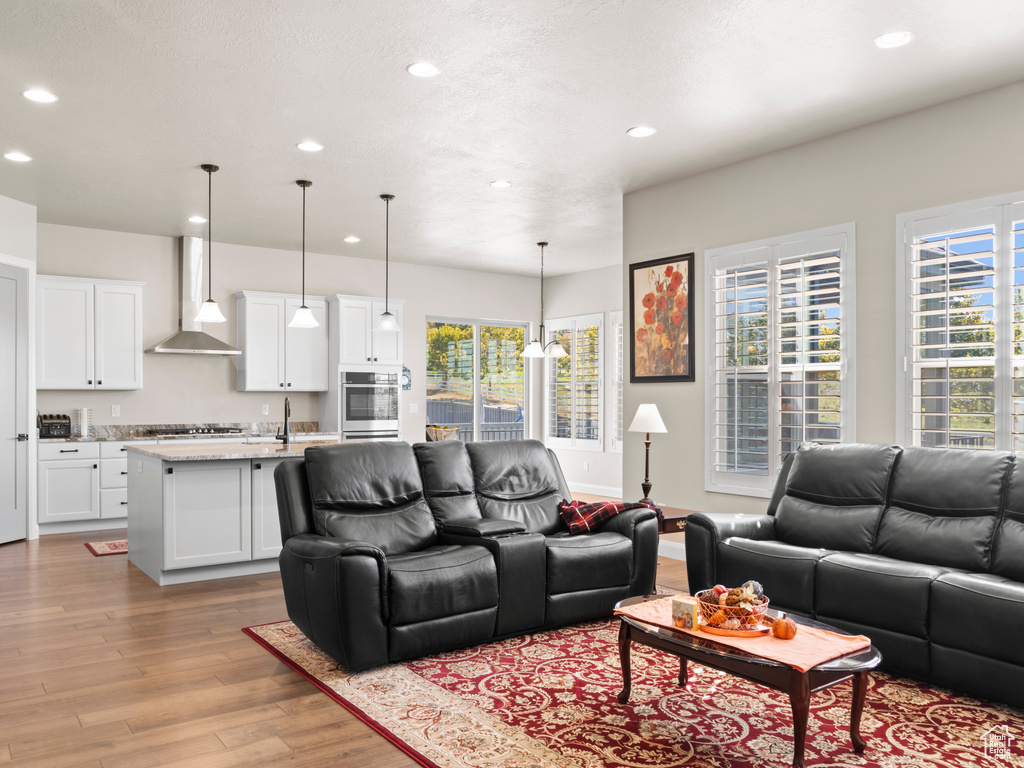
[615,595,882,768]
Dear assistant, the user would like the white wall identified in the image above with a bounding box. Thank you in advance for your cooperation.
[623,79,1024,517]
[0,194,36,262]
[36,223,541,441]
[545,264,624,496]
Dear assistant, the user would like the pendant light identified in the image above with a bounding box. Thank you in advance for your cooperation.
[522,241,567,358]
[288,180,319,328]
[194,163,227,323]
[377,194,400,332]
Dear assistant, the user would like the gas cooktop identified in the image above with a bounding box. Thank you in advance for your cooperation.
[146,427,245,437]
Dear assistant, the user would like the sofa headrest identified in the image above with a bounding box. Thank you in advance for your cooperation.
[1001,456,1024,523]
[889,446,1012,517]
[304,441,424,518]
[785,443,901,505]
[465,439,560,500]
[414,440,476,498]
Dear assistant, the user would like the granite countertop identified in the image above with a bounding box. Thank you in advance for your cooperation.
[38,421,331,442]
[128,439,343,461]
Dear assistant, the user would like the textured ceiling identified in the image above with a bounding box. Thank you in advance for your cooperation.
[2,0,1024,276]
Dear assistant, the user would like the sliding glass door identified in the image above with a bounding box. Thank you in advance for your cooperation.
[426,319,526,442]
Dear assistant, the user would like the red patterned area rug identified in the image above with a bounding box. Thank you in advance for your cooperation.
[244,618,1023,768]
[84,539,128,556]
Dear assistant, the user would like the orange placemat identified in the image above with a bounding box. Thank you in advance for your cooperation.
[615,596,871,673]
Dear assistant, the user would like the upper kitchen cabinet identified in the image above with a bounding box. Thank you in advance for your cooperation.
[37,276,144,390]
[235,291,327,391]
[329,295,405,367]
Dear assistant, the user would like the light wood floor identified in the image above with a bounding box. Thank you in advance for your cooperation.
[0,528,688,767]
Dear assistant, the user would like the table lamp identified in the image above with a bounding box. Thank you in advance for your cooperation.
[628,403,667,505]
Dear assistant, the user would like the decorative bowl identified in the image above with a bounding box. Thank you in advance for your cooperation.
[694,588,770,630]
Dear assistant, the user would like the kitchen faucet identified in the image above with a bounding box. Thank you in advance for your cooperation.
[276,397,291,446]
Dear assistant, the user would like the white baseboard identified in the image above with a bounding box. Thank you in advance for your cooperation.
[658,539,687,561]
[569,482,623,498]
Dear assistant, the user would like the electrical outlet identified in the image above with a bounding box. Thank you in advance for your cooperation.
[111,405,120,417]
[409,402,419,414]
[583,461,590,472]
[262,403,269,416]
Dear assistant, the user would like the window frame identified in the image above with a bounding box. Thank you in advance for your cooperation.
[895,192,1024,450]
[704,222,857,497]
[545,312,604,450]
[610,310,624,453]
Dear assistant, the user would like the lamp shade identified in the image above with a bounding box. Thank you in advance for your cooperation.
[288,305,319,328]
[628,404,667,434]
[547,340,568,358]
[522,339,545,358]
[377,310,400,332]
[195,298,226,324]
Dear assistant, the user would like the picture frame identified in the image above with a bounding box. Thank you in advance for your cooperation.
[629,253,695,383]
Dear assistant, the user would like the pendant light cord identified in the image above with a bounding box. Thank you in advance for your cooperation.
[301,183,306,306]
[207,167,213,302]
[385,196,390,314]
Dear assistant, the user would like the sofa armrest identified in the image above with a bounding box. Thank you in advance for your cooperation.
[279,533,389,671]
[596,507,660,596]
[440,518,527,538]
[684,513,777,594]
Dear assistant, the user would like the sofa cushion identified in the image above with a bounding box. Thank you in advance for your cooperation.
[817,552,950,638]
[388,544,498,625]
[466,440,565,534]
[773,443,899,552]
[931,572,1024,666]
[321,499,438,556]
[716,538,830,614]
[545,532,632,594]
[991,457,1024,580]
[413,440,482,524]
[874,446,1011,571]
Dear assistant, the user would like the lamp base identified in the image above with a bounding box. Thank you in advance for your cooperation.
[639,480,653,507]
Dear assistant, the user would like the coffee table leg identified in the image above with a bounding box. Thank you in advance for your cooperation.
[789,671,811,768]
[617,620,632,704]
[678,658,687,687]
[850,670,868,753]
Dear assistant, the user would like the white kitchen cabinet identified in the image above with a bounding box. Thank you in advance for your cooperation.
[235,291,327,392]
[162,460,252,570]
[251,458,284,560]
[37,276,144,390]
[38,442,101,523]
[328,294,404,367]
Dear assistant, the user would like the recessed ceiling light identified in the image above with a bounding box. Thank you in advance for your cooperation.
[188,215,207,224]
[406,62,439,78]
[23,88,58,103]
[874,31,915,49]
[344,235,360,243]
[297,140,324,152]
[490,180,512,188]
[4,151,31,162]
[626,126,657,138]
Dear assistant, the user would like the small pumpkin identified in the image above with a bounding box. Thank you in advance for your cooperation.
[772,615,798,640]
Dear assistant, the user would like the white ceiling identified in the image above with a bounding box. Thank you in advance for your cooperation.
[3,0,1024,277]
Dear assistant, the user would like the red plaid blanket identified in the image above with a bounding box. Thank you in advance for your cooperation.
[558,499,661,534]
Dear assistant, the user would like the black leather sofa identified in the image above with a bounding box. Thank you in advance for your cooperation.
[274,438,659,671]
[686,442,1024,709]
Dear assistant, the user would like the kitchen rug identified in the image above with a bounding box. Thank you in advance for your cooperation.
[84,539,128,556]
[244,617,1022,768]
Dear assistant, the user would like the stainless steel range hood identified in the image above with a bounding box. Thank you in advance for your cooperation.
[146,236,241,355]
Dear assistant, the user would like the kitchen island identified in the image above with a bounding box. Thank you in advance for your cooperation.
[127,439,338,585]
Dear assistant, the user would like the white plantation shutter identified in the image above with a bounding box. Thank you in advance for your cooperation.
[899,197,1024,451]
[706,224,855,497]
[547,314,602,447]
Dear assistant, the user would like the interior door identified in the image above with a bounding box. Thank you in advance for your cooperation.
[0,263,28,543]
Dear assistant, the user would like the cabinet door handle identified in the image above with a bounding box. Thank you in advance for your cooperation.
[60,448,79,453]
[287,382,292,387]
[93,464,98,469]
[254,462,261,469]
[366,357,371,361]
[279,383,284,387]
[120,501,128,505]
[120,471,128,475]
[121,447,127,451]
[98,380,102,385]
[87,379,92,385]
[166,468,173,474]
[373,357,378,361]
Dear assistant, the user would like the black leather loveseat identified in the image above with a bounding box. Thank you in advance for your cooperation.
[686,442,1024,709]
[274,438,659,671]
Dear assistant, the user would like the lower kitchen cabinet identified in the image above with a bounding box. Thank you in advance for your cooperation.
[128,451,284,585]
[38,442,100,523]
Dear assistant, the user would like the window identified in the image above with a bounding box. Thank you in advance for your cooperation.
[547,314,603,448]
[425,319,527,441]
[705,223,856,496]
[897,194,1024,450]
[611,310,624,452]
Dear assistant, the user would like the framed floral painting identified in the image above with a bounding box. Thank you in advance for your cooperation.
[629,253,694,382]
